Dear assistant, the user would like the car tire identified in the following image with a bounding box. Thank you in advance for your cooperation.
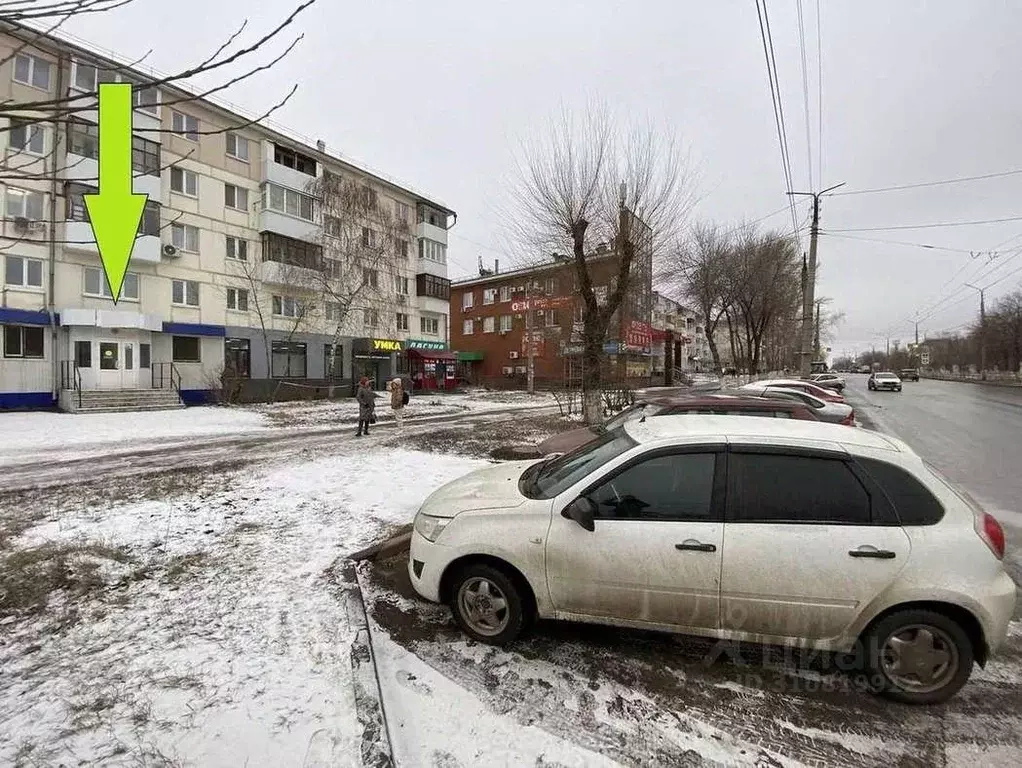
[449,563,528,646]
[864,609,974,704]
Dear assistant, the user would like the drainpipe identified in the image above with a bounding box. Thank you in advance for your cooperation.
[48,52,68,404]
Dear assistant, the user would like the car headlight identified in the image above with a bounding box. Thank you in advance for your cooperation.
[414,512,451,543]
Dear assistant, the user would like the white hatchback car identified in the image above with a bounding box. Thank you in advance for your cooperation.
[409,416,1016,704]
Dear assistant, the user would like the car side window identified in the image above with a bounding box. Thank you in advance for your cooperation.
[729,453,871,524]
[587,452,716,521]
[857,458,945,525]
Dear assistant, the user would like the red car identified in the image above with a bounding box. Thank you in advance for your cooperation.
[740,378,846,403]
[535,393,818,455]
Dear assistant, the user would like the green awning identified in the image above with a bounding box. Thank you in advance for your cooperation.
[457,351,484,361]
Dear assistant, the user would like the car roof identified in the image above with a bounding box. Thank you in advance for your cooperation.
[623,414,903,454]
[639,393,806,408]
[747,378,818,388]
[875,371,898,376]
[744,386,828,403]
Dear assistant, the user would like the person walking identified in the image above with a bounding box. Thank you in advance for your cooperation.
[388,377,407,429]
[355,376,375,436]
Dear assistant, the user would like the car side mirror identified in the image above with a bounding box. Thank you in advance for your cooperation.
[561,496,596,532]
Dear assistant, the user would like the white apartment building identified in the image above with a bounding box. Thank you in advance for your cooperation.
[0,26,455,410]
[650,292,709,374]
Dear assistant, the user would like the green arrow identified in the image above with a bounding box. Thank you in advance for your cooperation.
[84,82,148,304]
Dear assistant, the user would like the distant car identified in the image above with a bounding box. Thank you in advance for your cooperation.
[809,373,846,392]
[900,369,920,382]
[857,365,872,374]
[535,394,819,455]
[740,378,846,403]
[744,386,856,425]
[869,372,903,392]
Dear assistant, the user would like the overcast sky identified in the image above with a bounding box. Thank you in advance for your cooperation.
[65,0,1022,359]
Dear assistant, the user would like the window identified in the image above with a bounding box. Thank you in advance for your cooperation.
[140,343,151,369]
[172,336,201,363]
[499,315,512,332]
[462,319,474,335]
[545,278,557,295]
[226,287,249,311]
[360,186,378,210]
[261,233,322,270]
[273,144,317,176]
[483,288,497,305]
[462,291,474,309]
[418,238,446,264]
[66,183,95,222]
[362,227,377,248]
[75,340,92,368]
[501,365,514,375]
[395,276,409,295]
[595,285,608,306]
[323,344,343,379]
[2,325,44,358]
[529,430,638,500]
[324,215,342,237]
[420,316,440,335]
[324,302,342,322]
[226,132,249,161]
[394,200,410,224]
[728,453,871,525]
[137,200,160,237]
[171,111,199,141]
[416,273,451,300]
[263,183,315,221]
[483,317,496,334]
[324,259,343,280]
[587,453,716,520]
[68,120,99,159]
[5,256,43,288]
[9,119,45,154]
[363,268,379,289]
[226,236,248,261]
[172,279,200,307]
[132,136,160,177]
[499,285,511,302]
[13,54,51,91]
[397,312,409,331]
[131,83,160,116]
[271,341,307,377]
[364,309,380,328]
[99,342,118,370]
[171,223,200,252]
[125,345,134,371]
[6,188,44,220]
[858,458,945,526]
[170,167,198,197]
[396,239,409,258]
[272,295,304,318]
[223,338,250,377]
[84,267,138,300]
[73,62,98,91]
[224,184,249,211]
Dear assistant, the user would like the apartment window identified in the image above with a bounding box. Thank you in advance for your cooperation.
[140,343,151,369]
[499,285,511,302]
[324,215,342,237]
[362,227,377,248]
[13,54,51,91]
[172,279,200,307]
[395,239,409,258]
[139,200,160,237]
[463,319,474,335]
[226,287,249,311]
[5,188,44,220]
[482,288,496,305]
[170,167,198,197]
[483,317,496,334]
[360,186,378,210]
[226,236,248,261]
[416,273,451,300]
[75,340,92,368]
[501,366,514,376]
[3,325,44,358]
[273,144,317,176]
[324,344,343,379]
[418,238,447,264]
[325,302,343,322]
[271,341,307,378]
[364,308,380,328]
[545,278,557,295]
[499,315,513,332]
[65,183,95,222]
[396,312,409,331]
[395,276,409,295]
[73,61,98,91]
[420,316,440,336]
[171,223,200,252]
[131,82,160,116]
[171,111,199,141]
[5,256,43,288]
[264,183,315,221]
[172,336,201,363]
[325,259,343,280]
[224,184,249,211]
[8,119,44,154]
[363,268,379,289]
[261,233,322,270]
[462,291,474,310]
[67,120,99,159]
[132,136,160,177]
[226,132,249,161]
[84,267,138,300]
[394,200,410,224]
[225,338,250,377]
[595,285,608,306]
[272,295,304,318]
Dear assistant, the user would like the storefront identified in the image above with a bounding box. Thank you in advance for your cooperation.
[456,350,484,384]
[406,339,457,391]
[351,337,402,391]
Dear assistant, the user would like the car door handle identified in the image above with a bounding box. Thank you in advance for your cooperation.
[675,541,717,553]
[848,547,896,559]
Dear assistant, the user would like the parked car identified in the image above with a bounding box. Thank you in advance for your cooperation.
[410,416,1015,704]
[809,373,846,392]
[535,394,818,455]
[743,386,855,425]
[901,369,921,382]
[869,372,903,392]
[740,378,846,403]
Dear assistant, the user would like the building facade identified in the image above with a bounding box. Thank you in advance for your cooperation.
[649,292,712,379]
[0,26,454,409]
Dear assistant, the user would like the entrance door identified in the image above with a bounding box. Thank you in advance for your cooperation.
[97,341,121,389]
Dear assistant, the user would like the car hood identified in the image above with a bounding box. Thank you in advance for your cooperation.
[536,426,597,455]
[418,460,536,518]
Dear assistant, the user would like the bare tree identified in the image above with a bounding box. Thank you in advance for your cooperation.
[508,107,695,423]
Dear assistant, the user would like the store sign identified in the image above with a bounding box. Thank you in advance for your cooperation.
[511,295,574,313]
[521,330,545,357]
[603,341,622,354]
[372,338,403,352]
[623,320,653,349]
[408,339,447,351]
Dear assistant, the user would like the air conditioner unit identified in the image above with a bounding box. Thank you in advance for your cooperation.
[12,216,29,232]
[509,351,519,359]
[500,330,508,336]
[162,244,180,258]
[515,285,525,292]
[396,294,407,304]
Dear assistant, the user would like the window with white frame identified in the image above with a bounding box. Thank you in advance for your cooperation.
[171,223,200,252]
[395,238,409,258]
[463,319,474,335]
[171,110,199,141]
[226,132,249,161]
[8,119,45,154]
[363,268,378,289]
[130,82,160,115]
[420,316,440,335]
[224,183,249,211]
[418,238,446,264]
[501,365,513,376]
[362,227,377,248]
[84,267,138,300]
[499,285,511,302]
[325,302,343,322]
[264,183,315,221]
[5,187,45,220]
[363,308,380,328]
[394,200,410,224]
[499,314,512,332]
[4,255,43,288]
[172,279,200,307]
[396,312,409,331]
[13,54,51,90]
[483,316,496,334]
[482,288,496,305]
[226,235,248,261]
[170,167,198,197]
[462,291,474,309]
[325,258,343,280]
[545,277,557,295]
[272,295,304,318]
[226,287,249,311]
[395,275,409,295]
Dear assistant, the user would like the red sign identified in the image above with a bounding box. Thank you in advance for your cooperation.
[623,320,652,349]
[650,328,668,343]
[521,330,545,357]
[511,295,574,313]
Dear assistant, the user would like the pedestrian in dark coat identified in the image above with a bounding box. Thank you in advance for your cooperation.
[356,376,375,436]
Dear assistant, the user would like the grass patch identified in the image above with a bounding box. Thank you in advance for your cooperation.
[162,551,208,581]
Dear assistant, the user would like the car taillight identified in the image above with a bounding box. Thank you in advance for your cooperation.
[840,410,855,426]
[975,511,1006,560]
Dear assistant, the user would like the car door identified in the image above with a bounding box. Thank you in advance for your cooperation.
[720,447,911,642]
[545,447,725,631]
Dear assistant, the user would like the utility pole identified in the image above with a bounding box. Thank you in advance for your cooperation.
[813,299,823,359]
[965,283,986,380]
[789,182,846,377]
[525,279,535,394]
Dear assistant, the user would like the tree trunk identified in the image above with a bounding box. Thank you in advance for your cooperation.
[582,335,604,425]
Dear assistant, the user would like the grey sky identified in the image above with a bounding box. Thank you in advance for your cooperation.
[65,0,1022,359]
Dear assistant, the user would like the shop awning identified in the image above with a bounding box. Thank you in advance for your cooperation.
[457,351,484,361]
[408,348,458,361]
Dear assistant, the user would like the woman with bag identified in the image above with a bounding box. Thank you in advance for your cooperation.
[355,376,376,436]
[388,377,408,429]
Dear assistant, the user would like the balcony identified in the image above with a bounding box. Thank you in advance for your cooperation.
[262,142,319,192]
[63,221,161,263]
[261,259,322,288]
[259,207,321,244]
[261,232,323,288]
[416,220,448,246]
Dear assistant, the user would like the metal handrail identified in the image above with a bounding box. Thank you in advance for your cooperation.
[59,360,82,409]
[151,362,182,394]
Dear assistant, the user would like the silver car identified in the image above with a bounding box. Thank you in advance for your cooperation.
[745,386,856,425]
[869,372,903,392]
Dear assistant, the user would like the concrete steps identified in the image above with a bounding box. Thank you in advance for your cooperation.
[61,388,185,413]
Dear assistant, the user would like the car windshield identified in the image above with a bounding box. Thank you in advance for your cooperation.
[523,428,637,500]
[877,373,898,380]
[596,402,664,433]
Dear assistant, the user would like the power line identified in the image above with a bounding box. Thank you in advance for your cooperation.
[818,232,975,254]
[795,0,813,191]
[829,214,1022,233]
[829,167,1022,197]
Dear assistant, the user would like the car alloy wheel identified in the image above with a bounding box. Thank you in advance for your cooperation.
[458,576,510,636]
[449,563,527,645]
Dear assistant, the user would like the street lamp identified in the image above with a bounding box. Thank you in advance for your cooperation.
[964,283,986,380]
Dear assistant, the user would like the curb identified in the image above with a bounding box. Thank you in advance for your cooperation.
[350,525,413,562]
